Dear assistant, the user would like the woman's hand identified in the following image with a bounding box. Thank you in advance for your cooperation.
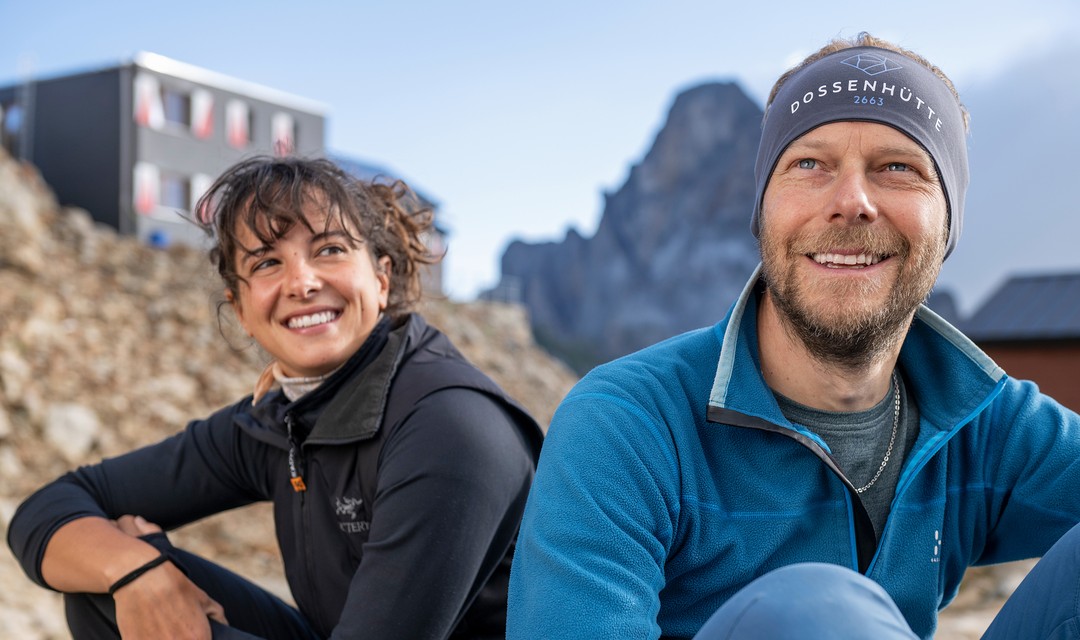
[113,514,163,537]
[112,557,227,640]
[110,515,228,640]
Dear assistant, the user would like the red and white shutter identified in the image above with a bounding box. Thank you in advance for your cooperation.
[133,74,165,129]
[271,112,295,156]
[191,90,214,139]
[226,99,250,148]
[134,162,161,215]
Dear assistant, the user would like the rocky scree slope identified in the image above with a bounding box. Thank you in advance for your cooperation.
[0,148,575,638]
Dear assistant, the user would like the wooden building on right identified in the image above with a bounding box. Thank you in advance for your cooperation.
[963,273,1080,413]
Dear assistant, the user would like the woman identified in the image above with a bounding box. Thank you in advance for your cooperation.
[8,156,543,639]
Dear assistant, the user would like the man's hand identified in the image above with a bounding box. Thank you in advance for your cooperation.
[110,515,228,640]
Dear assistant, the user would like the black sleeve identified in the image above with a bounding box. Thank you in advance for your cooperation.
[6,401,270,589]
[330,387,536,640]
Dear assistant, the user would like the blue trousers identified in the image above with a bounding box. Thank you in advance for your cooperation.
[64,534,321,640]
[696,521,1080,639]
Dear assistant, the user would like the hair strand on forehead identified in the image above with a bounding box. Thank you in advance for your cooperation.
[191,156,440,320]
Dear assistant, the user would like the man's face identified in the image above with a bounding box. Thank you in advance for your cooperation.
[758,121,948,366]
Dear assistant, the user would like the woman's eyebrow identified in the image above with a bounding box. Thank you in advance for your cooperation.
[311,229,353,243]
[238,244,271,266]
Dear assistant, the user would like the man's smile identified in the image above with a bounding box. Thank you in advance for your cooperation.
[809,252,889,268]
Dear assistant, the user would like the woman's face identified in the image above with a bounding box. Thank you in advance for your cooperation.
[228,203,390,378]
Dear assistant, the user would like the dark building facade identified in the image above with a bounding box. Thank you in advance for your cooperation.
[0,52,325,248]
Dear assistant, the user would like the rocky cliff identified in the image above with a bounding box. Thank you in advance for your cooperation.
[0,148,576,637]
[495,82,763,369]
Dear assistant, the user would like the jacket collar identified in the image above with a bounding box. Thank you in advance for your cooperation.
[707,266,1005,437]
[244,314,427,445]
[308,314,419,444]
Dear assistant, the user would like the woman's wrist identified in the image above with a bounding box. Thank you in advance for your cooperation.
[107,552,170,594]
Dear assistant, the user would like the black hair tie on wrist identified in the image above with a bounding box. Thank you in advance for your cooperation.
[108,553,170,595]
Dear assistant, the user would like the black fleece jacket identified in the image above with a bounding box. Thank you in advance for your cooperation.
[8,313,543,639]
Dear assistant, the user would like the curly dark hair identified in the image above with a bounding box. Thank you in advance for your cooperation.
[194,156,438,318]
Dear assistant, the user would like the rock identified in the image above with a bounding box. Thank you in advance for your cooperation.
[0,404,10,438]
[488,82,763,370]
[43,403,101,464]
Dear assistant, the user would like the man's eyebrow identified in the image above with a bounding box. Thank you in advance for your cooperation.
[785,138,830,152]
[785,139,932,162]
[874,145,932,161]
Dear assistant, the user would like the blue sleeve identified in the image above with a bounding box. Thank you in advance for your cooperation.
[508,386,681,640]
[330,387,536,640]
[6,402,268,588]
[979,378,1080,563]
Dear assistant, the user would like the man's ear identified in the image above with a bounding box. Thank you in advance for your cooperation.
[376,256,392,311]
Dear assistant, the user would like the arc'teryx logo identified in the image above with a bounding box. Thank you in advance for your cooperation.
[335,496,363,520]
[334,496,370,534]
[840,52,903,76]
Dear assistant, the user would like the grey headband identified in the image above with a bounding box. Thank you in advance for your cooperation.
[750,46,969,258]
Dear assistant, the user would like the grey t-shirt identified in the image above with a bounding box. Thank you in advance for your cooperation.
[774,372,919,542]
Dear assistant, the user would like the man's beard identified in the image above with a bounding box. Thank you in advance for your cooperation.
[759,223,946,369]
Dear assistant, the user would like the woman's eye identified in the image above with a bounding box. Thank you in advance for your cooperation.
[886,162,910,172]
[251,258,278,272]
[797,158,817,170]
[318,245,346,257]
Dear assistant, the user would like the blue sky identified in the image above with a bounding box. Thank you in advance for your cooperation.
[3,0,1079,301]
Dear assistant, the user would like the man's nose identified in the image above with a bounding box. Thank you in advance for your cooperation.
[828,169,878,224]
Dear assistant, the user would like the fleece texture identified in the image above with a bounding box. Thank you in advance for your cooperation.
[508,269,1080,640]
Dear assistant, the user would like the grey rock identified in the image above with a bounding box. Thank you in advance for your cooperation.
[491,82,763,369]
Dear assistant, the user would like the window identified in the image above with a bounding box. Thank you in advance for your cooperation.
[162,88,191,127]
[226,99,252,148]
[160,172,191,210]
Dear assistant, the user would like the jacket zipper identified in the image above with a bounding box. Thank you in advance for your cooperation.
[707,408,878,572]
[286,413,326,632]
[286,413,308,493]
[865,376,1008,575]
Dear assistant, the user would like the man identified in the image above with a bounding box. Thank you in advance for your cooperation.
[507,33,1080,639]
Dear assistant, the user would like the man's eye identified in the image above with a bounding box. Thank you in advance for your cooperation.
[798,158,817,170]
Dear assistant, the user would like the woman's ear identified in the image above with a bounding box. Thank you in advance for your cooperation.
[226,289,252,337]
[376,256,391,310]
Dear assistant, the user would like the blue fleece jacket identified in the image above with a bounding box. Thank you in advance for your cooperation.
[508,272,1080,639]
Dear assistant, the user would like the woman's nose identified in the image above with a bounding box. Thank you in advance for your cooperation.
[285,259,321,298]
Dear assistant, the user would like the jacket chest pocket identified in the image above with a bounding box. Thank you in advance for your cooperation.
[310,451,375,552]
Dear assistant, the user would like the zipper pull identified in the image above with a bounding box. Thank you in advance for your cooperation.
[285,414,307,492]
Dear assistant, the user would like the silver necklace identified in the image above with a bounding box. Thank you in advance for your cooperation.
[855,371,899,494]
